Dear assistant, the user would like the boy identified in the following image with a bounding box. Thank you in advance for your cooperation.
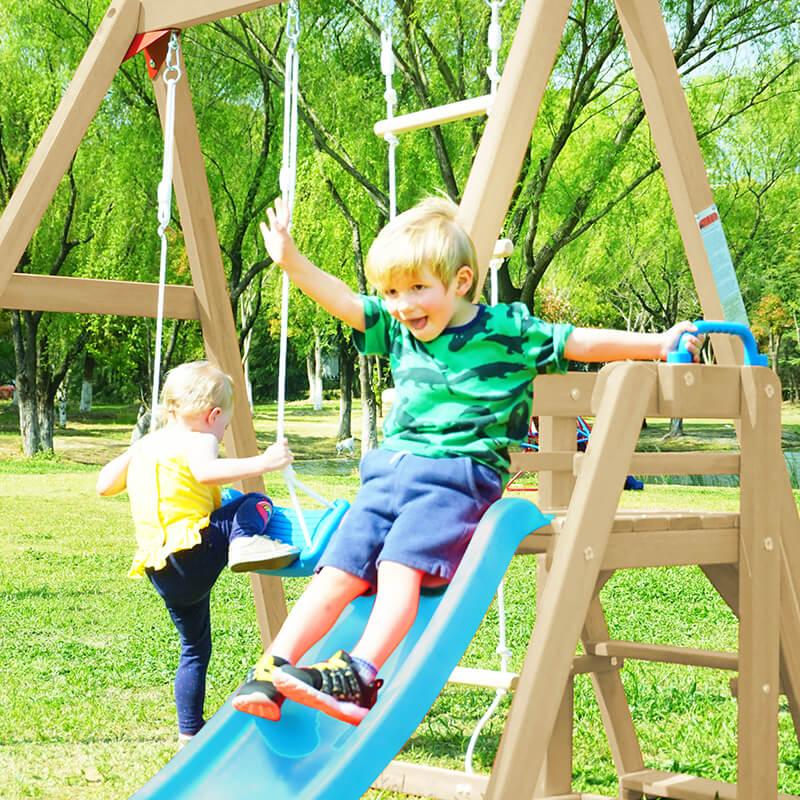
[233,197,701,725]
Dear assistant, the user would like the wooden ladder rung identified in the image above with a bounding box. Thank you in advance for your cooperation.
[448,666,518,690]
[374,94,493,137]
[589,641,737,670]
[621,768,797,800]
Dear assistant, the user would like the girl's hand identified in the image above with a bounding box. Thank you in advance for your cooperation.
[262,438,294,472]
[260,197,300,271]
[660,321,704,362]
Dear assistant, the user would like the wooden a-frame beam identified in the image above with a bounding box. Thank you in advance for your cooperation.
[151,48,288,644]
[614,0,740,368]
[0,0,139,298]
[457,0,573,298]
[0,274,198,319]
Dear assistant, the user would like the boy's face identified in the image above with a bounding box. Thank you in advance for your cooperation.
[381,266,475,341]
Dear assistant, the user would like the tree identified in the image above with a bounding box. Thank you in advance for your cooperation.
[752,293,791,370]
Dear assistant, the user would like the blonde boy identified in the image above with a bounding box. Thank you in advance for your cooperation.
[233,198,700,725]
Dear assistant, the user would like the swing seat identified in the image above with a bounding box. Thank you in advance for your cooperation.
[257,498,350,577]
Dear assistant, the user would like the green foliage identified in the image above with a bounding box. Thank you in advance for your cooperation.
[2,0,799,414]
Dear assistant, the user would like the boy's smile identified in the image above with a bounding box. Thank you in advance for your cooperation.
[382,266,476,341]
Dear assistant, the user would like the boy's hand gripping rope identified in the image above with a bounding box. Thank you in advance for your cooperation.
[276,1,332,548]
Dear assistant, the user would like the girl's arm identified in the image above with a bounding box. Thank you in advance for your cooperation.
[564,321,701,363]
[260,197,366,332]
[188,435,294,485]
[97,445,136,496]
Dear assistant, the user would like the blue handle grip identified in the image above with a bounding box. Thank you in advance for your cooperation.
[667,320,767,366]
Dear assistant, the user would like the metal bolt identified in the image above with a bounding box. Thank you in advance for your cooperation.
[683,372,695,387]
[584,546,594,561]
[764,537,774,551]
[765,384,775,398]
[570,387,581,400]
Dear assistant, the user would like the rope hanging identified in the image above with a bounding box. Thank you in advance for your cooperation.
[149,32,182,432]
[486,0,506,97]
[379,0,398,219]
[275,0,332,549]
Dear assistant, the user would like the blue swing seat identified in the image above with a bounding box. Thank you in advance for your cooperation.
[220,488,349,578]
[257,499,350,577]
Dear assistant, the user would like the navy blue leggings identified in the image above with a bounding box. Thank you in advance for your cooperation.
[145,491,270,735]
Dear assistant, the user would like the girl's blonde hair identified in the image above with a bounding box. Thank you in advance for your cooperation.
[365,197,478,294]
[160,361,234,421]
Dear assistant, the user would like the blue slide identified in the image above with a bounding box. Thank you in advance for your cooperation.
[130,497,551,800]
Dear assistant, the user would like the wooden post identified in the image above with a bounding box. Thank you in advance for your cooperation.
[0,0,140,296]
[152,46,287,645]
[614,0,740,368]
[581,590,645,780]
[737,366,781,795]
[486,363,656,799]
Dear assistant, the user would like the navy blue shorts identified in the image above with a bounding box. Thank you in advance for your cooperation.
[317,449,503,590]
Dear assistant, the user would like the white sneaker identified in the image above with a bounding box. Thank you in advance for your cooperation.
[228,535,300,572]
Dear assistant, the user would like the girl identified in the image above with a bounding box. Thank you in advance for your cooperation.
[97,360,295,743]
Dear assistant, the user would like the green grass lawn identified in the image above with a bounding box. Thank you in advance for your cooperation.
[1,398,799,799]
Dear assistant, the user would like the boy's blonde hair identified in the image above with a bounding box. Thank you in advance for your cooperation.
[365,197,478,295]
[160,361,234,421]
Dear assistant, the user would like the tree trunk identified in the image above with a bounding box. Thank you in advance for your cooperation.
[337,328,353,441]
[57,381,68,426]
[38,392,55,451]
[359,354,378,454]
[79,354,94,412]
[309,328,323,411]
[12,310,43,457]
[667,417,684,437]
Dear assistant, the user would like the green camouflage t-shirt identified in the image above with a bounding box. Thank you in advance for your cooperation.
[353,295,574,480]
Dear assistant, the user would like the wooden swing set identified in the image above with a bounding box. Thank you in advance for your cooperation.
[2,1,799,798]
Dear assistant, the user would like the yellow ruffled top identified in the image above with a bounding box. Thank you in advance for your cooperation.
[126,429,221,577]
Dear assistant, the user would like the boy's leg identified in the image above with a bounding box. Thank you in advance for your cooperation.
[272,561,422,724]
[213,492,299,572]
[232,566,369,719]
[351,560,422,670]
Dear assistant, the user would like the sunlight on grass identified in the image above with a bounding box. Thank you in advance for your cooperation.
[1,398,800,799]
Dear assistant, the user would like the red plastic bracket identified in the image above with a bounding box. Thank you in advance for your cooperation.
[123,30,174,79]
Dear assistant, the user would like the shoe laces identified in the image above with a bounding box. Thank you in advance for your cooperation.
[252,653,286,682]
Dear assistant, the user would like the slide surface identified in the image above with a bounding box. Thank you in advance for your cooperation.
[130,497,551,800]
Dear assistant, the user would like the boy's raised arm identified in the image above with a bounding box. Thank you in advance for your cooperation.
[260,198,366,333]
[564,321,701,363]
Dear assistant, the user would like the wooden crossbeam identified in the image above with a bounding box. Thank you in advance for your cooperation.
[0,273,199,319]
[137,0,283,33]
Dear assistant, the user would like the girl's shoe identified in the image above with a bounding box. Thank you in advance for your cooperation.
[228,535,299,572]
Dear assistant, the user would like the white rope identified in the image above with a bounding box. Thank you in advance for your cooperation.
[379,0,398,219]
[464,233,512,774]
[486,0,505,97]
[276,2,332,547]
[150,32,182,432]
